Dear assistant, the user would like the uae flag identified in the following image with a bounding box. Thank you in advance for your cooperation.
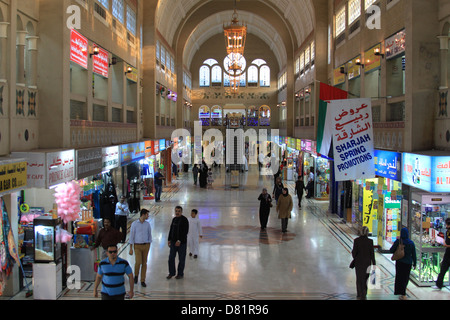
[316,82,348,157]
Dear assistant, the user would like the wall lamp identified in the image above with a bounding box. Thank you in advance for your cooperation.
[374,47,385,58]
[125,66,133,74]
[109,57,118,67]
[355,58,364,67]
[90,45,100,57]
[340,66,347,75]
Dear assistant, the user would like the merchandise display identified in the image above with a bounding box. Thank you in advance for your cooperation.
[410,193,450,286]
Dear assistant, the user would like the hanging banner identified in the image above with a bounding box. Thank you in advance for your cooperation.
[70,29,88,69]
[93,45,109,78]
[330,98,375,181]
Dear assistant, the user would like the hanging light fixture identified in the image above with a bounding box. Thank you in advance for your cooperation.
[224,0,246,94]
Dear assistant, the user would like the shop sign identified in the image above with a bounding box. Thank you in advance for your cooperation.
[76,148,102,179]
[154,140,160,154]
[120,142,145,166]
[159,139,166,151]
[385,29,406,60]
[402,153,432,192]
[432,156,450,193]
[296,139,301,151]
[144,141,153,158]
[47,150,76,187]
[347,56,361,80]
[93,45,109,78]
[333,64,346,85]
[364,44,382,73]
[102,146,120,171]
[374,149,401,181]
[0,160,27,196]
[70,29,88,69]
[330,98,375,181]
[12,152,46,188]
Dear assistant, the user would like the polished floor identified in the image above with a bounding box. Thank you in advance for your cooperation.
[7,166,450,301]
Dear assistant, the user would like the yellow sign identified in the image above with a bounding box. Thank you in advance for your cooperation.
[347,55,361,80]
[126,64,138,83]
[364,44,382,73]
[333,65,346,85]
[0,161,27,195]
[363,178,378,233]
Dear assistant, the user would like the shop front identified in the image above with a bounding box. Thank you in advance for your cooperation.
[402,152,450,286]
[301,139,330,200]
[120,142,145,212]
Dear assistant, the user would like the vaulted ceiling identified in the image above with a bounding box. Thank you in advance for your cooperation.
[155,0,316,70]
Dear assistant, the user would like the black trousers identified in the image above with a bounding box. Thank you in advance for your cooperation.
[436,257,450,288]
[394,261,412,296]
[355,266,370,299]
[115,215,127,242]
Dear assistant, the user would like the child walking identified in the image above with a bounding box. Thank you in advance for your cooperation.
[187,209,203,258]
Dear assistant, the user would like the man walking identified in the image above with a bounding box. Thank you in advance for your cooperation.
[115,195,130,243]
[91,218,123,259]
[154,168,165,202]
[167,206,189,279]
[129,209,152,287]
[94,244,134,300]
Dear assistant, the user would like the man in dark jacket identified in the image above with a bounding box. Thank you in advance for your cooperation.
[351,226,376,300]
[167,206,189,279]
[434,218,450,290]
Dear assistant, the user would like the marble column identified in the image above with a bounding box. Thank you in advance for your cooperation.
[0,22,10,80]
[26,36,39,87]
[16,30,27,85]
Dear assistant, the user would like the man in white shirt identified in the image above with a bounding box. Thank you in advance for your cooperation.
[115,196,130,243]
[129,209,152,287]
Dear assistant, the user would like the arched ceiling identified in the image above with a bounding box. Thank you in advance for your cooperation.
[155,0,315,70]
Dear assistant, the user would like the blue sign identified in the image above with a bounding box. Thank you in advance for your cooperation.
[374,150,401,181]
[402,153,432,192]
[432,156,450,193]
[159,139,166,151]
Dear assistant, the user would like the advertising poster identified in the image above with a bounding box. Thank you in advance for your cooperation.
[402,153,432,192]
[120,142,145,166]
[330,98,375,181]
[70,29,88,69]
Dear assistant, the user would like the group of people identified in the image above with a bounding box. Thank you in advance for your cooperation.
[192,160,212,188]
[93,206,203,300]
[351,217,450,300]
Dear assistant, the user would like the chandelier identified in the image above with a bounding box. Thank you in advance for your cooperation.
[224,0,246,94]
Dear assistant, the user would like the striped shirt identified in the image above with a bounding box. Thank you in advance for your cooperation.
[97,257,132,297]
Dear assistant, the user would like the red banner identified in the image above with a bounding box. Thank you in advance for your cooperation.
[93,45,109,78]
[70,29,88,69]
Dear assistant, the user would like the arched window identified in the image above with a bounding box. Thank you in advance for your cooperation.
[211,105,222,126]
[211,65,222,86]
[260,65,270,87]
[248,66,258,86]
[199,105,210,126]
[200,65,210,87]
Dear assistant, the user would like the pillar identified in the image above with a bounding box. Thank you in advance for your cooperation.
[26,36,39,87]
[0,22,10,80]
[16,30,27,85]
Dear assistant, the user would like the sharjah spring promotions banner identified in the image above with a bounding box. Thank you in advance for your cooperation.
[330,98,375,181]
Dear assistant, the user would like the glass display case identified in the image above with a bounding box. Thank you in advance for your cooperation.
[410,192,450,286]
[33,216,62,263]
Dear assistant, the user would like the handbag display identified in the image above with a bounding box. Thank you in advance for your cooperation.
[391,239,405,261]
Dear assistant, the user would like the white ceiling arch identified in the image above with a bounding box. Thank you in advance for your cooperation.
[155,0,315,69]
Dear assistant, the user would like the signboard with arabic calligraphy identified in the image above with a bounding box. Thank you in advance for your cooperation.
[102,146,120,171]
[385,29,406,60]
[0,161,27,196]
[374,149,401,181]
[76,148,103,179]
[433,156,450,193]
[70,29,88,69]
[47,150,76,187]
[93,45,109,78]
[330,98,375,181]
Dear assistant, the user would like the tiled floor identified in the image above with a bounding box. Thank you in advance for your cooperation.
[5,165,450,301]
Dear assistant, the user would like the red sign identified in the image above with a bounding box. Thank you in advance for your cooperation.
[93,45,109,78]
[70,29,88,69]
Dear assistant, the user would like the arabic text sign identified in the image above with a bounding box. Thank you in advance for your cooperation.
[93,45,109,78]
[70,29,88,69]
[102,146,120,171]
[76,148,103,179]
[0,161,27,196]
[47,150,76,187]
[374,149,401,181]
[401,153,432,192]
[385,29,406,60]
[433,157,450,193]
[330,98,375,181]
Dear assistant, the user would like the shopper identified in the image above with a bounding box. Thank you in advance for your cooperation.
[433,218,450,290]
[389,227,417,300]
[94,244,134,300]
[154,168,165,202]
[128,209,152,287]
[276,187,293,233]
[351,226,376,300]
[187,209,203,258]
[192,164,199,185]
[294,175,305,208]
[257,188,272,230]
[167,206,189,279]
[91,218,123,259]
[199,159,208,188]
[115,195,130,243]
[272,177,284,204]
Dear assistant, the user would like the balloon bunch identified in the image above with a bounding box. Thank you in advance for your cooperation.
[54,181,82,224]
